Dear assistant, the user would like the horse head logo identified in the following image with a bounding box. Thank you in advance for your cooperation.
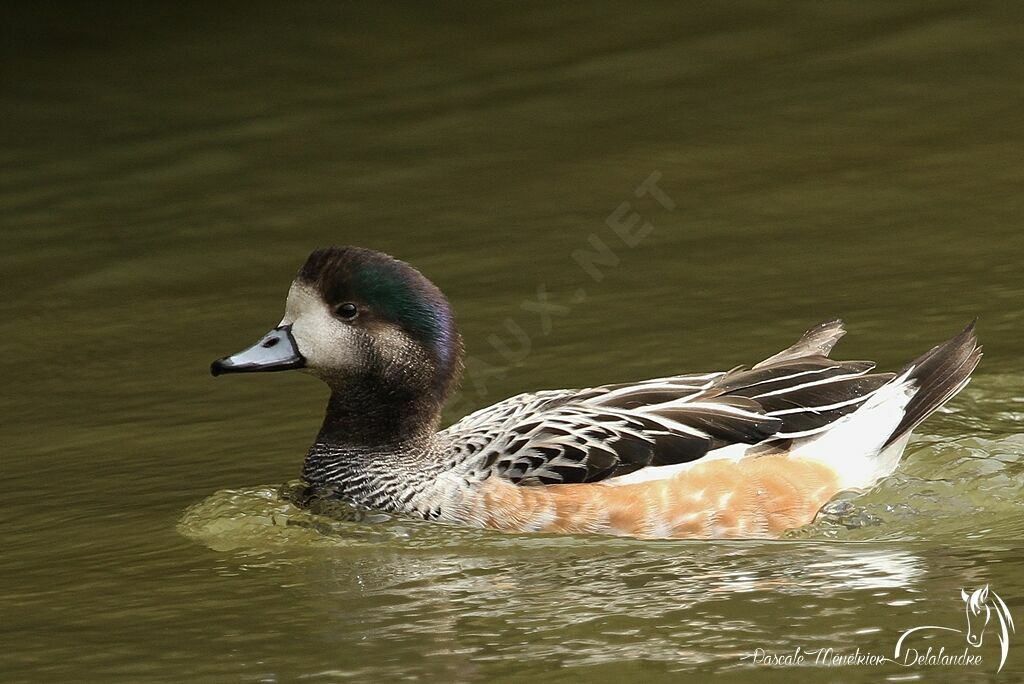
[962,584,1014,668]
[962,585,992,647]
[896,584,1015,672]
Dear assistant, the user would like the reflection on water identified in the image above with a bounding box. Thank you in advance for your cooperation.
[182,482,930,596]
[171,378,1024,680]
[181,485,1018,679]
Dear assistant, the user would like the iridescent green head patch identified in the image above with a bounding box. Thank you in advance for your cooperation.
[297,246,461,390]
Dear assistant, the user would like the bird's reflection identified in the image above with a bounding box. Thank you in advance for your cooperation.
[181,485,931,675]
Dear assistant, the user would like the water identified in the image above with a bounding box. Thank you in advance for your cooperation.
[2,3,1023,681]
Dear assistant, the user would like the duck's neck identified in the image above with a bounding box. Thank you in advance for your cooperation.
[300,377,447,510]
[317,380,441,447]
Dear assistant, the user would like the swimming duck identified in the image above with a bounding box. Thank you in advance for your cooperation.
[211,246,981,539]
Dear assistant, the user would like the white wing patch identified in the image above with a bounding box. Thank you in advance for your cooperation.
[788,370,918,490]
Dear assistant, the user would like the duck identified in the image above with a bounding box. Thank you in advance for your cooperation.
[210,246,981,539]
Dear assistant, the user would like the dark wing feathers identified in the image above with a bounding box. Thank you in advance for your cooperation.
[483,406,712,485]
[648,399,782,445]
[883,320,982,447]
[753,318,846,369]
[715,358,875,395]
[761,403,862,436]
[444,319,904,487]
[643,426,712,464]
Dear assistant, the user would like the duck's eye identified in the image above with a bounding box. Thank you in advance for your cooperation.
[334,302,359,319]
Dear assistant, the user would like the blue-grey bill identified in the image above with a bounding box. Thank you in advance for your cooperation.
[210,325,305,376]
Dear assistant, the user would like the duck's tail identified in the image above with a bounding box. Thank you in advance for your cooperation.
[790,321,981,490]
[882,320,982,449]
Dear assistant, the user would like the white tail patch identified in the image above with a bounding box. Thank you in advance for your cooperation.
[789,370,918,490]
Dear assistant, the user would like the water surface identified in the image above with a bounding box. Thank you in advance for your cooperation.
[2,3,1023,682]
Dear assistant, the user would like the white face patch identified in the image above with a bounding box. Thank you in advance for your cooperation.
[279,282,421,381]
[280,283,361,377]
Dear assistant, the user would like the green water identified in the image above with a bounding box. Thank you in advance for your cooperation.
[3,3,1023,682]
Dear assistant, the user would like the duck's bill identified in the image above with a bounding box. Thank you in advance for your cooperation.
[210,325,306,376]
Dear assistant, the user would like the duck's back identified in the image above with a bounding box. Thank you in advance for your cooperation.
[433,320,980,538]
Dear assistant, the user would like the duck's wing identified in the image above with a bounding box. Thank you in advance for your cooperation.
[752,318,846,368]
[440,375,738,486]
[442,320,894,486]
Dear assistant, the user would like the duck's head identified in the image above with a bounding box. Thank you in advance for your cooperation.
[211,247,463,431]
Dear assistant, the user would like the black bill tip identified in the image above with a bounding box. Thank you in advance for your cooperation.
[210,326,305,377]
